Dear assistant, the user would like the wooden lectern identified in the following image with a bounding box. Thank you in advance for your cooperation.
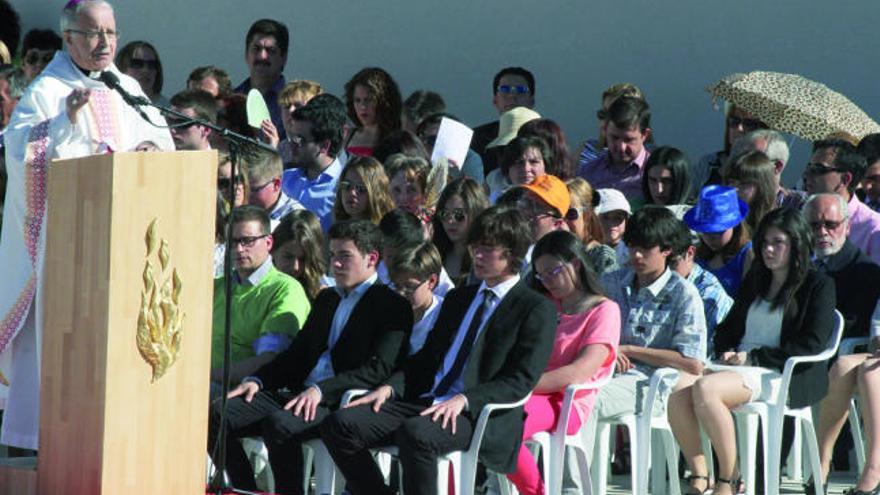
[0,151,217,494]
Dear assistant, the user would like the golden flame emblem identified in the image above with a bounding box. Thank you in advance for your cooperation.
[137,219,184,382]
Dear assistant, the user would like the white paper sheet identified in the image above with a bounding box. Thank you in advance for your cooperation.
[430,117,473,170]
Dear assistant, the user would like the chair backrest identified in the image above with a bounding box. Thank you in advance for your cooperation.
[779,309,844,400]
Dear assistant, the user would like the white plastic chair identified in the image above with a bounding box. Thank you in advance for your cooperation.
[840,336,870,474]
[495,370,614,495]
[376,393,532,495]
[301,388,368,495]
[733,309,844,495]
[592,367,682,495]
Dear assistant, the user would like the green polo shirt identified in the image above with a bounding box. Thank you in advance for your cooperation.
[211,261,310,369]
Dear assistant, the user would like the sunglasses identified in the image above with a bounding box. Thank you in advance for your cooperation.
[129,58,159,70]
[24,52,55,66]
[805,162,841,175]
[727,115,766,132]
[438,208,466,222]
[231,234,267,248]
[339,180,368,194]
[496,84,530,95]
[217,175,244,189]
[809,219,845,232]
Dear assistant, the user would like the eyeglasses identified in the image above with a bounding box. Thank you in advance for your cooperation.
[419,134,438,148]
[438,208,466,222]
[250,179,276,194]
[24,51,55,66]
[217,175,244,189]
[392,279,428,297]
[287,134,311,147]
[727,115,766,132]
[231,235,267,247]
[534,264,566,282]
[496,85,530,95]
[339,180,368,194]
[804,162,841,175]
[467,244,508,258]
[65,29,120,41]
[809,219,846,232]
[129,58,159,70]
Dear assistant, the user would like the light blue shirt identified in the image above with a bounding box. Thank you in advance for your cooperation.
[281,158,343,232]
[304,272,379,387]
[269,189,305,232]
[427,275,520,404]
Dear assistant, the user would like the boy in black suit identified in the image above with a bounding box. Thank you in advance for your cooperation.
[319,206,557,495]
[208,219,413,495]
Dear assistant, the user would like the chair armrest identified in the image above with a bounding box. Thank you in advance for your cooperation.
[468,393,532,455]
[555,370,615,437]
[340,388,370,407]
[643,367,679,415]
[778,310,844,407]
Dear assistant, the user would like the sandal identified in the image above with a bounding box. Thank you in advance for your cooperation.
[715,475,743,495]
[684,474,711,495]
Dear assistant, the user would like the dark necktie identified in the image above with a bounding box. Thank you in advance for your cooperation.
[433,289,494,397]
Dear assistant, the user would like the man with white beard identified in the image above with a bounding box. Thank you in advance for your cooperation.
[0,0,172,451]
[804,193,880,340]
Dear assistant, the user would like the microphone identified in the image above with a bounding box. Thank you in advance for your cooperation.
[98,71,151,106]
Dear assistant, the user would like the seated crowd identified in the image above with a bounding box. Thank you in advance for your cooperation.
[5,13,880,495]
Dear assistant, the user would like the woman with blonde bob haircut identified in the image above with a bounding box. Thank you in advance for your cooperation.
[333,156,395,225]
[565,177,618,276]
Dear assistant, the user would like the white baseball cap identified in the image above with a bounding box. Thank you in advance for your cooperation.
[595,188,632,215]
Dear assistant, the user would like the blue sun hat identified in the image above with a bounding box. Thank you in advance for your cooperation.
[683,185,749,233]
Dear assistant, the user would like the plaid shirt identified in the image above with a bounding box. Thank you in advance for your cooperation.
[688,263,733,352]
[602,266,707,377]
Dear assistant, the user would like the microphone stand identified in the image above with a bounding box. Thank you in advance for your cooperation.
[121,92,273,495]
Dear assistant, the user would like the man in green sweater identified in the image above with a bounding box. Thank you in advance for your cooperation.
[211,205,310,384]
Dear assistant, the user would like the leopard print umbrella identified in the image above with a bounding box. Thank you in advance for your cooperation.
[707,71,880,142]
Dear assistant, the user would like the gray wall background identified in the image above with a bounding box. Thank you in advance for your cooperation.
[11,0,880,186]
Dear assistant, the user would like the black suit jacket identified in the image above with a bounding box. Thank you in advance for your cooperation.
[821,240,880,339]
[471,120,500,176]
[387,281,557,473]
[254,283,413,408]
[713,269,836,408]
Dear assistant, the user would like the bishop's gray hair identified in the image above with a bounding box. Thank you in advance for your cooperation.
[60,0,113,32]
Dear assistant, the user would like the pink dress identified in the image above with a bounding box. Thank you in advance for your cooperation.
[547,299,620,424]
[507,299,620,495]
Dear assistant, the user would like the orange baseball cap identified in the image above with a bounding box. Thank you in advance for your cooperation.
[519,175,571,217]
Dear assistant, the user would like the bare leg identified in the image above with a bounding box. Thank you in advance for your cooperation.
[816,353,866,479]
[855,356,880,491]
[692,371,752,495]
[668,372,709,493]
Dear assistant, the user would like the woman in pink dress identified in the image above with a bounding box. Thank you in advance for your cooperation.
[507,230,621,495]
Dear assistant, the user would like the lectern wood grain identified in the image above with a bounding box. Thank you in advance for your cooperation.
[37,151,216,494]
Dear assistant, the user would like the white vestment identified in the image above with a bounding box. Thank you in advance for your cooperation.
[0,51,172,449]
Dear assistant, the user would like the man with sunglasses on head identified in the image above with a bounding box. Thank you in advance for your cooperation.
[243,147,303,231]
[281,94,346,232]
[20,29,62,83]
[804,138,880,264]
[208,218,412,494]
[471,67,536,168]
[0,0,172,453]
[168,88,217,151]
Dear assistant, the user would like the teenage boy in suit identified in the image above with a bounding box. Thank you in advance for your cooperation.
[207,219,413,495]
[319,205,557,495]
